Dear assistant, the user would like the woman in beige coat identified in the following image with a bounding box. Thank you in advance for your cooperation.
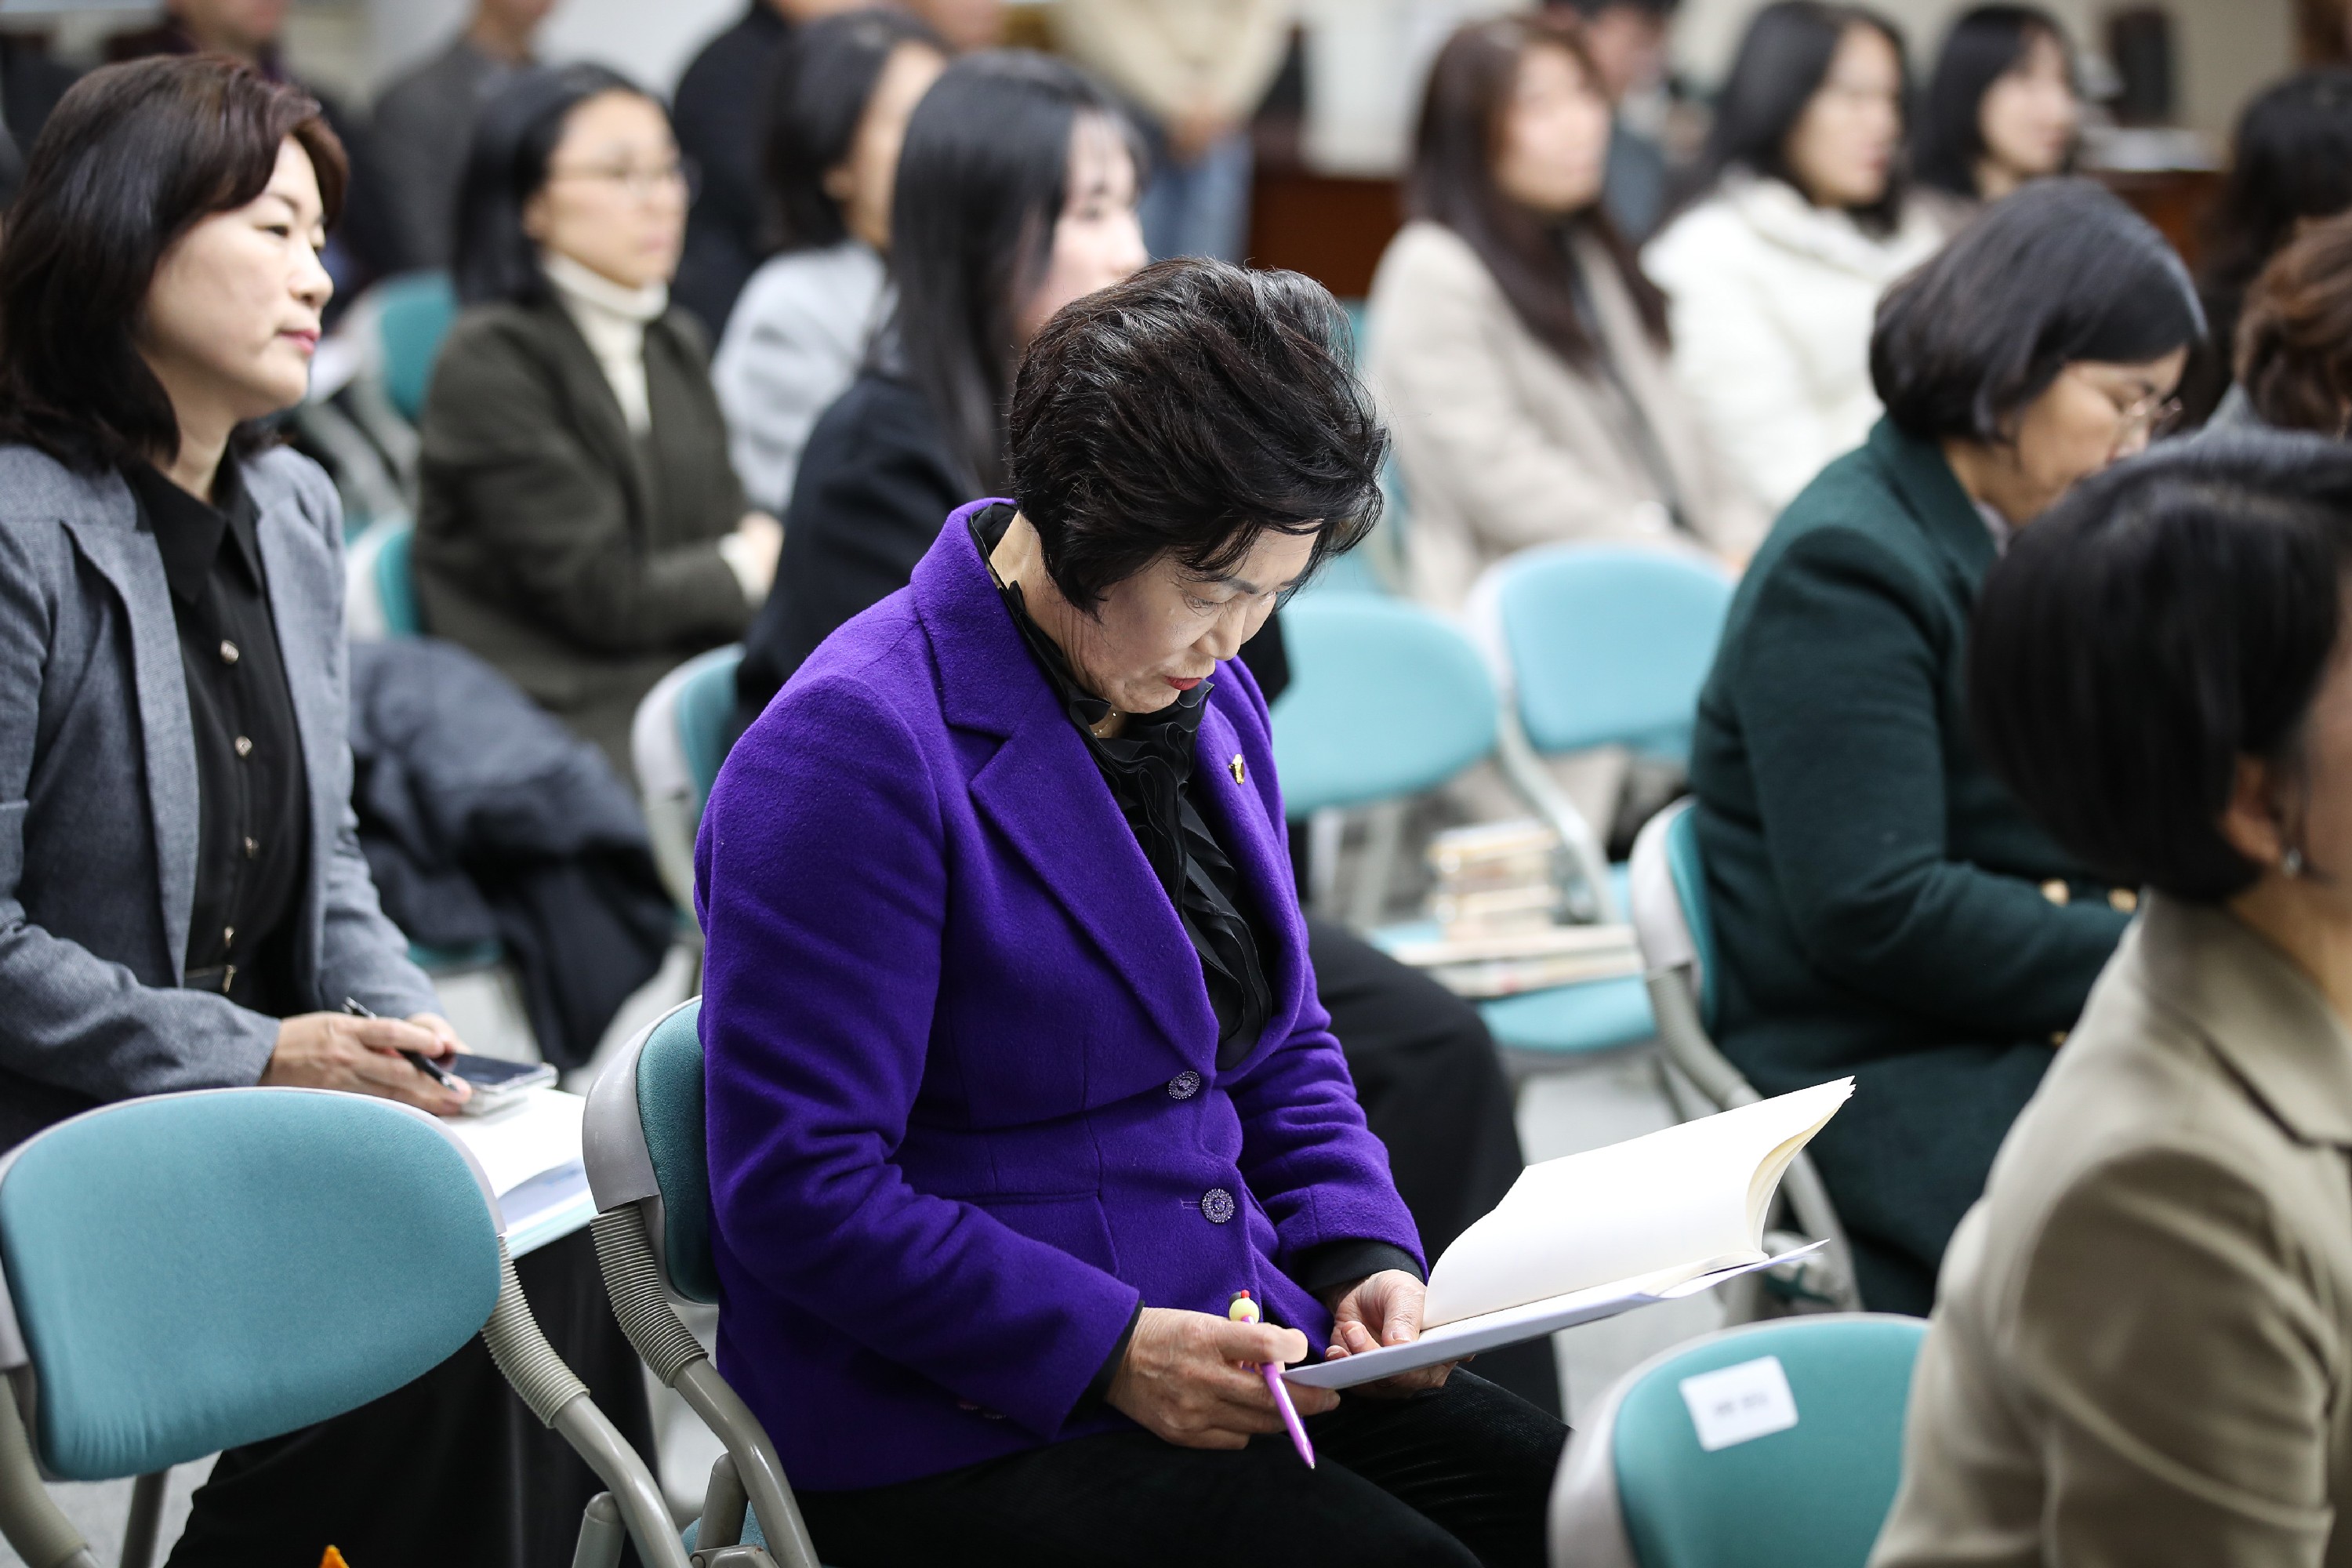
[1367,13,1764,613]
[1872,433,2352,1566]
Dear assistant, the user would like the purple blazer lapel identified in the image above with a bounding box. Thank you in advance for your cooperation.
[913,504,1219,1060]
[1193,693,1310,1065]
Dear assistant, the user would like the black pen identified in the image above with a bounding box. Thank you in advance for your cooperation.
[343,996,463,1090]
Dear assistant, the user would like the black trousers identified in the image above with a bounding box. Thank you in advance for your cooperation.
[797,1370,1566,1568]
[164,1227,653,1568]
[1308,917,1561,1416]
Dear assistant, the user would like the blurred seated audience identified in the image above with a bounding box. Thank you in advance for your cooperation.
[370,0,552,274]
[1910,5,2078,230]
[714,7,946,514]
[1054,0,1290,262]
[728,49,1559,1417]
[0,54,651,1563]
[733,50,1146,716]
[1644,0,1943,512]
[2212,209,2352,437]
[1546,0,1683,243]
[1367,12,1765,613]
[416,64,778,779]
[0,33,79,209]
[1874,433,2352,1566]
[108,0,401,299]
[2183,68,2352,425]
[1690,180,2202,1312]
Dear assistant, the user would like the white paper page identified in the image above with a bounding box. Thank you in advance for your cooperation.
[1421,1079,1852,1327]
[446,1087,586,1198]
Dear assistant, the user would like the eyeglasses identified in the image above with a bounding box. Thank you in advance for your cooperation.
[546,156,700,203]
[2069,366,2183,442]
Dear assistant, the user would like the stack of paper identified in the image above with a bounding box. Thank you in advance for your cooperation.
[446,1087,596,1257]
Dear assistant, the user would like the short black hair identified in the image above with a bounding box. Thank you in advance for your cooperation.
[1912,5,2073,198]
[0,55,347,472]
[1970,431,2352,901]
[1871,178,2202,441]
[889,49,1143,495]
[759,7,944,255]
[452,63,650,307]
[1700,2,1910,235]
[1007,259,1387,611]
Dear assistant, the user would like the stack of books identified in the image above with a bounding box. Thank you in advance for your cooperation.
[1384,820,1642,997]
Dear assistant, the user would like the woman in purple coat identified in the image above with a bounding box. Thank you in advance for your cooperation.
[698,257,1566,1564]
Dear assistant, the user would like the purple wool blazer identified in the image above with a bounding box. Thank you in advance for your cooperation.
[696,501,1423,1491]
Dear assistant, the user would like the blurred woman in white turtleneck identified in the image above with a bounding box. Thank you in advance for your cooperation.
[416,64,782,778]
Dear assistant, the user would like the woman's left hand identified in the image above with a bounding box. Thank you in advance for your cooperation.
[1322,1269,1458,1398]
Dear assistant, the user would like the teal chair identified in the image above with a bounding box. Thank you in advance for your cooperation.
[0,1089,685,1568]
[585,998,821,1568]
[1272,595,1657,1064]
[1466,545,1736,1057]
[1549,1313,1928,1568]
[376,270,459,425]
[1628,800,1858,1310]
[345,515,423,641]
[631,646,746,919]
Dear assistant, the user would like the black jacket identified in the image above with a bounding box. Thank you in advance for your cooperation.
[735,372,966,731]
[671,3,793,336]
[347,638,676,1068]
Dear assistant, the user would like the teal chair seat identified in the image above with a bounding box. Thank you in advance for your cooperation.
[1551,1314,1928,1568]
[633,645,747,920]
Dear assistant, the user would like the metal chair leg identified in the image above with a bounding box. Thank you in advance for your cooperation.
[118,1471,167,1568]
[571,1491,626,1568]
[0,1380,97,1568]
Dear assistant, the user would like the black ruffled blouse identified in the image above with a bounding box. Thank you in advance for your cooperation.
[971,505,1272,1066]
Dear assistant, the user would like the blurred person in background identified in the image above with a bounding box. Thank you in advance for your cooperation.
[909,0,1007,51]
[670,0,866,336]
[370,0,555,274]
[1645,1,1942,513]
[0,30,80,210]
[1690,180,2201,1314]
[733,49,1147,712]
[2216,209,2352,437]
[417,64,777,779]
[1547,0,1682,242]
[107,0,402,299]
[1910,5,2079,231]
[730,49,1560,1419]
[2180,68,2352,426]
[1054,0,1291,262]
[1369,12,1764,613]
[714,7,946,514]
[0,56,651,1565]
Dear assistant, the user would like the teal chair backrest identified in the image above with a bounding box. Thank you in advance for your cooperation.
[0,1091,501,1480]
[1663,805,1720,1030]
[634,999,719,1303]
[377,270,458,425]
[375,520,422,638]
[1494,546,1733,760]
[1272,595,1497,816]
[676,648,744,817]
[1611,1316,1926,1568]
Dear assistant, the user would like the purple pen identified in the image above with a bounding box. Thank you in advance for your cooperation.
[1229,1290,1316,1469]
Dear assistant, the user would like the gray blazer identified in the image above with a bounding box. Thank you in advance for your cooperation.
[0,442,437,1149]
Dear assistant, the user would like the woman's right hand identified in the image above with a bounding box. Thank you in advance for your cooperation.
[1105,1306,1340,1448]
[722,511,786,602]
[260,1011,471,1116]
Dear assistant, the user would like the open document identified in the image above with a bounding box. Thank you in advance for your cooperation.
[446,1087,596,1258]
[1285,1079,1852,1390]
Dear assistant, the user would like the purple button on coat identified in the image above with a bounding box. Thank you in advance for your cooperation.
[697,503,1423,1491]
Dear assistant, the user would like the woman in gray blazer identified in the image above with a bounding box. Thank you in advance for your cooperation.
[1874,433,2352,1565]
[0,56,648,1565]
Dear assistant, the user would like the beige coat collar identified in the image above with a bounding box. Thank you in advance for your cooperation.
[2136,891,2352,1145]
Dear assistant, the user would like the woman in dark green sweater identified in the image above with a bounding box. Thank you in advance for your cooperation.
[1690,180,2204,1312]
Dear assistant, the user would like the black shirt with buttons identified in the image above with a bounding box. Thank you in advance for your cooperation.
[129,456,311,1018]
